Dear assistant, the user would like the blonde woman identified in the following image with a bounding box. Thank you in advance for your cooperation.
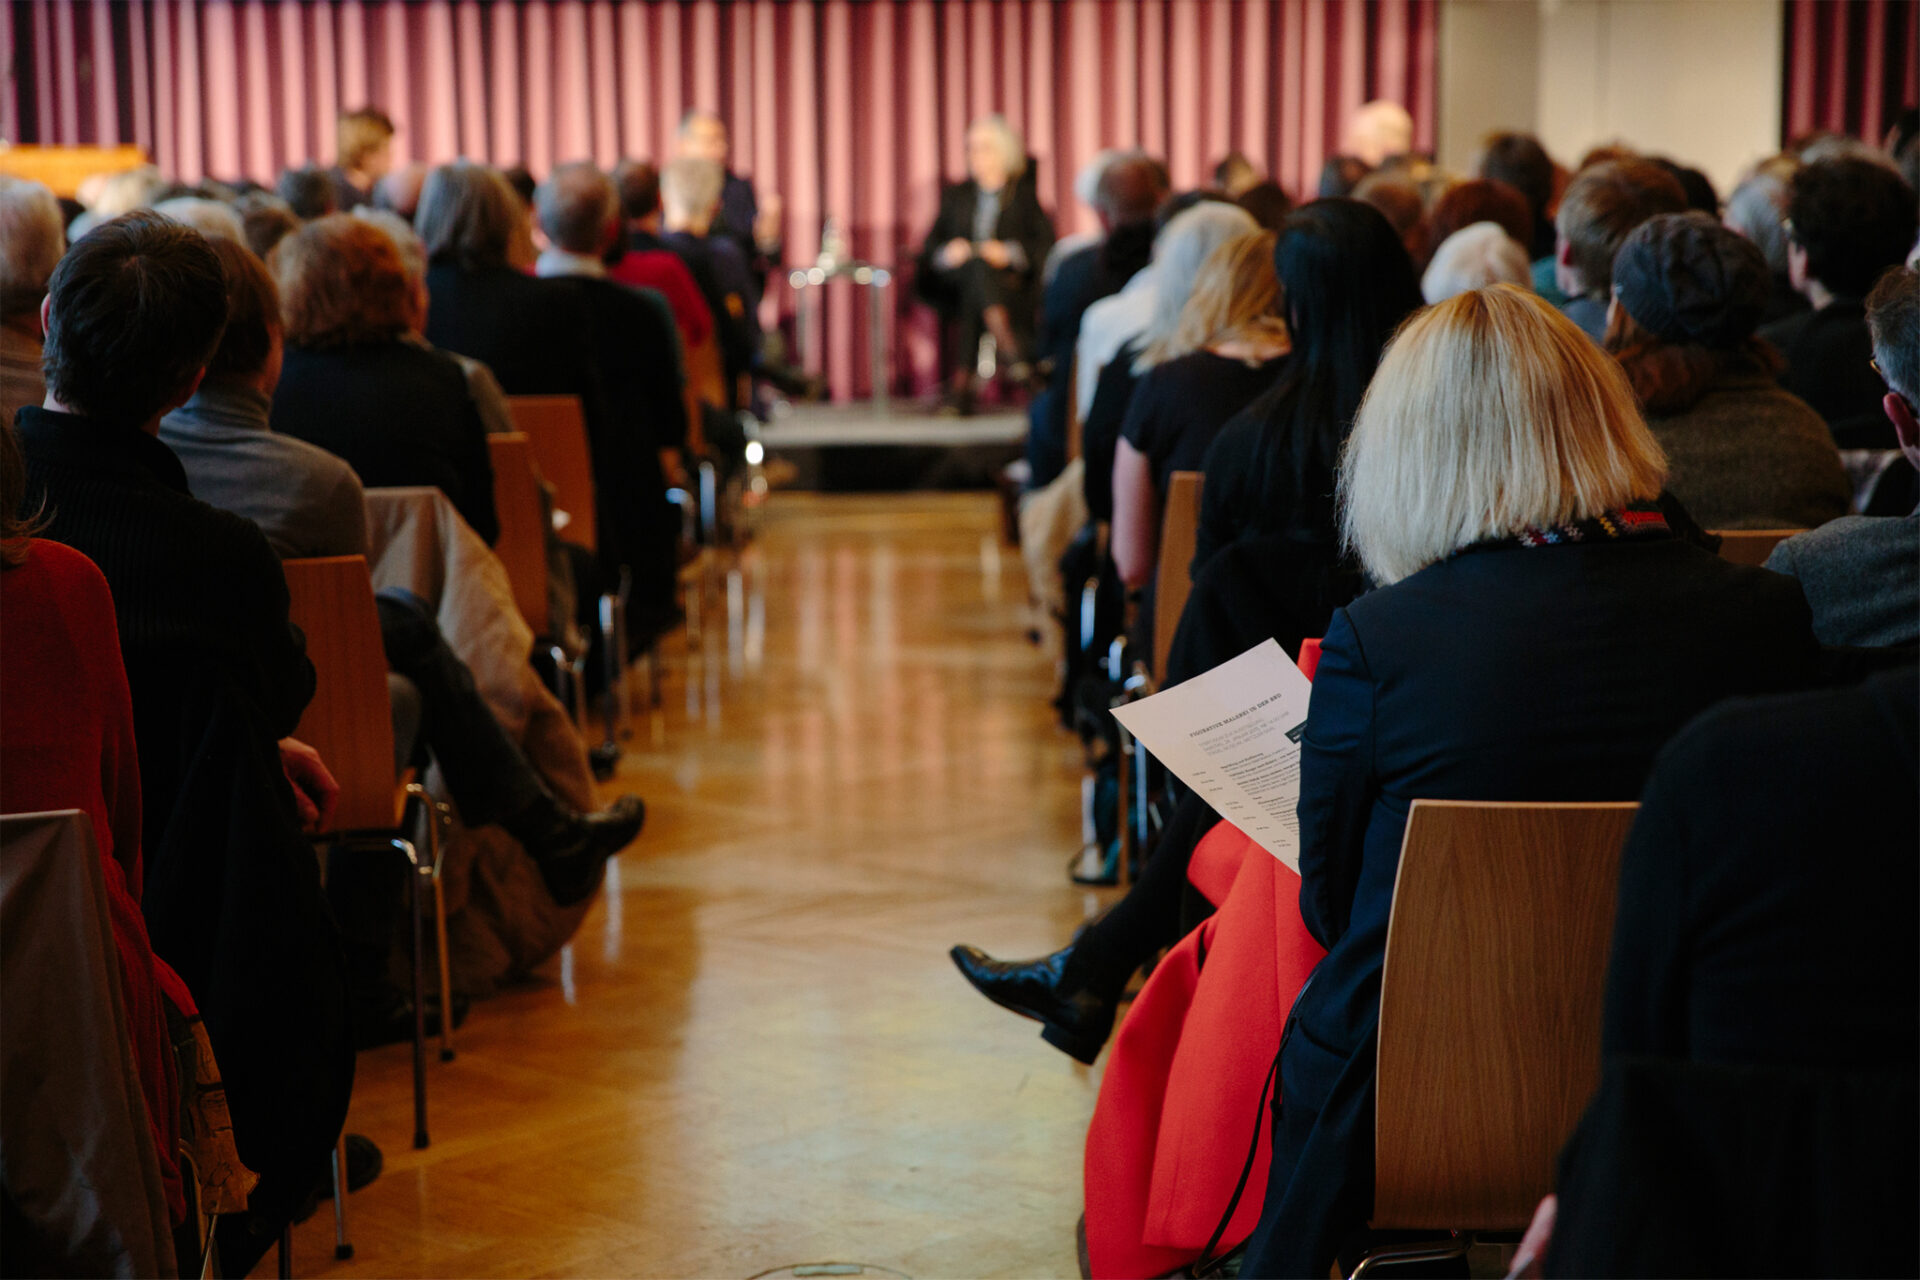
[1238,285,1819,1279]
[1111,228,1290,587]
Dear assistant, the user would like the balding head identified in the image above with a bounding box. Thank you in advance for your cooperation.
[1094,154,1169,230]
[535,162,619,255]
[678,110,729,165]
[660,157,724,234]
[1344,101,1414,168]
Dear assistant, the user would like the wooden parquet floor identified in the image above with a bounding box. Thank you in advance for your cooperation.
[285,493,1114,1280]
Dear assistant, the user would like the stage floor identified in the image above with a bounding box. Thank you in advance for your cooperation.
[760,402,1025,491]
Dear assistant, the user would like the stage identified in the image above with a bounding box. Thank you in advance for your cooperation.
[758,402,1025,491]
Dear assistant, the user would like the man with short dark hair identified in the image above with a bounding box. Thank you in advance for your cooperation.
[1766,265,1920,647]
[14,210,352,1273]
[1760,157,1920,449]
[1552,159,1688,340]
[1479,130,1558,258]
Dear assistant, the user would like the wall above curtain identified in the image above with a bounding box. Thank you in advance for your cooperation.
[4,0,1438,397]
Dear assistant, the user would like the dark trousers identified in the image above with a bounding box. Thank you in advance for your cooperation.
[1066,791,1220,1002]
[941,259,1031,377]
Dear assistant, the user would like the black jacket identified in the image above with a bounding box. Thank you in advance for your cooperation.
[1238,534,1820,1278]
[1759,299,1895,450]
[914,176,1055,311]
[15,407,315,848]
[273,339,499,545]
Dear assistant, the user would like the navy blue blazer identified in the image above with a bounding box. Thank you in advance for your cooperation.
[1239,534,1819,1278]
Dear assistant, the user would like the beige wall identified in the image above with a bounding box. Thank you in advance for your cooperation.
[1438,0,1785,198]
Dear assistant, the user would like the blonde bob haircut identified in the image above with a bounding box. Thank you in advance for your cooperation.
[1146,229,1290,368]
[1338,284,1667,585]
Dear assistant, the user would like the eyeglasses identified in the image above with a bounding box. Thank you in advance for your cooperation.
[1782,216,1799,245]
[1871,355,1886,384]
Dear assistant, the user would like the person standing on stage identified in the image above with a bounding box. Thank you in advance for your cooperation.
[916,115,1057,415]
[677,109,784,296]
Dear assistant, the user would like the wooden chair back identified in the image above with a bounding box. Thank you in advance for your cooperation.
[1152,471,1205,680]
[1065,355,1083,463]
[485,433,553,635]
[1710,528,1803,567]
[505,395,597,552]
[683,332,726,454]
[282,556,399,833]
[1373,800,1639,1231]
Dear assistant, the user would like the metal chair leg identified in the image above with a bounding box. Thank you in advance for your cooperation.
[330,1135,353,1260]
[392,835,431,1150]
[1348,1234,1473,1278]
[278,1224,293,1278]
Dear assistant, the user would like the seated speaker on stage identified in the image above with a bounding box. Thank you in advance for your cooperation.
[914,115,1055,415]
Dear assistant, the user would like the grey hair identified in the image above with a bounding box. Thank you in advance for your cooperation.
[1421,222,1533,304]
[1867,265,1920,404]
[415,160,522,269]
[660,156,724,220]
[0,175,66,318]
[1133,202,1258,372]
[1724,169,1795,276]
[153,197,246,246]
[968,114,1028,181]
[535,161,618,255]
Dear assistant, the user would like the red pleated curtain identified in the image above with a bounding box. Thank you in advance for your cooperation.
[5,0,1438,398]
[1782,0,1920,146]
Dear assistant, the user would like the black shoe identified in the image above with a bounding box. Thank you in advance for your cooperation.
[949,943,1116,1065]
[530,795,647,907]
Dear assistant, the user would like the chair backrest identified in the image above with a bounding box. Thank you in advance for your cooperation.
[1373,799,1640,1231]
[1151,471,1206,680]
[485,433,553,635]
[282,556,399,833]
[505,395,598,552]
[1710,528,1803,567]
[683,331,726,454]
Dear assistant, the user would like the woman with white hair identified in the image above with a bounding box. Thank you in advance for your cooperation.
[0,175,66,422]
[1419,220,1532,304]
[914,114,1056,413]
[1236,285,1819,1278]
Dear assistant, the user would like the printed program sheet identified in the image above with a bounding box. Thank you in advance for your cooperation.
[1110,639,1314,871]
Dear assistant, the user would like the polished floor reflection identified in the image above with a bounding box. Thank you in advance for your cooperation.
[288,493,1108,1279]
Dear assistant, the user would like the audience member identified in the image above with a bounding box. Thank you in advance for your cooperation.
[328,107,395,212]
[1653,157,1720,213]
[1351,170,1426,263]
[153,195,245,244]
[14,211,351,1269]
[271,214,499,544]
[234,190,300,260]
[1479,130,1559,257]
[1542,664,1917,1277]
[1111,229,1289,588]
[1424,177,1534,257]
[277,164,338,220]
[159,239,366,560]
[1025,152,1166,489]
[609,159,716,354]
[1195,199,1423,570]
[66,164,164,239]
[1723,156,1807,325]
[0,175,63,424]
[1041,150,1128,283]
[1421,221,1531,303]
[1765,265,1920,647]
[1607,212,1850,529]
[1759,156,1920,449]
[1234,179,1294,231]
[915,114,1056,411]
[373,162,429,220]
[1236,285,1818,1279]
[661,155,761,412]
[1316,154,1371,198]
[534,161,691,638]
[1080,202,1255,523]
[1213,150,1260,198]
[677,109,782,290]
[1550,159,1688,340]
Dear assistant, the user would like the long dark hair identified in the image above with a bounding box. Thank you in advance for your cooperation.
[1244,199,1424,542]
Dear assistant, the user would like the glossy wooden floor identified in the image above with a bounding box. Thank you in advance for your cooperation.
[285,493,1115,1279]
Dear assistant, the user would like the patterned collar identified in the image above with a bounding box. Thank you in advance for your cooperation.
[1453,504,1673,560]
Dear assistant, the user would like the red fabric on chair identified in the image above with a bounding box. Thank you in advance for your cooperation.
[1083,823,1326,1278]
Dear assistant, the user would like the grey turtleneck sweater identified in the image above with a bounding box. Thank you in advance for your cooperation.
[159,381,369,560]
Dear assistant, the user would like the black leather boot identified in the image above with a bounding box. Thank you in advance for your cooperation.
[949,943,1116,1064]
[502,794,647,907]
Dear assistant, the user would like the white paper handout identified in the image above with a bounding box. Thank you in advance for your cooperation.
[1110,639,1314,871]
